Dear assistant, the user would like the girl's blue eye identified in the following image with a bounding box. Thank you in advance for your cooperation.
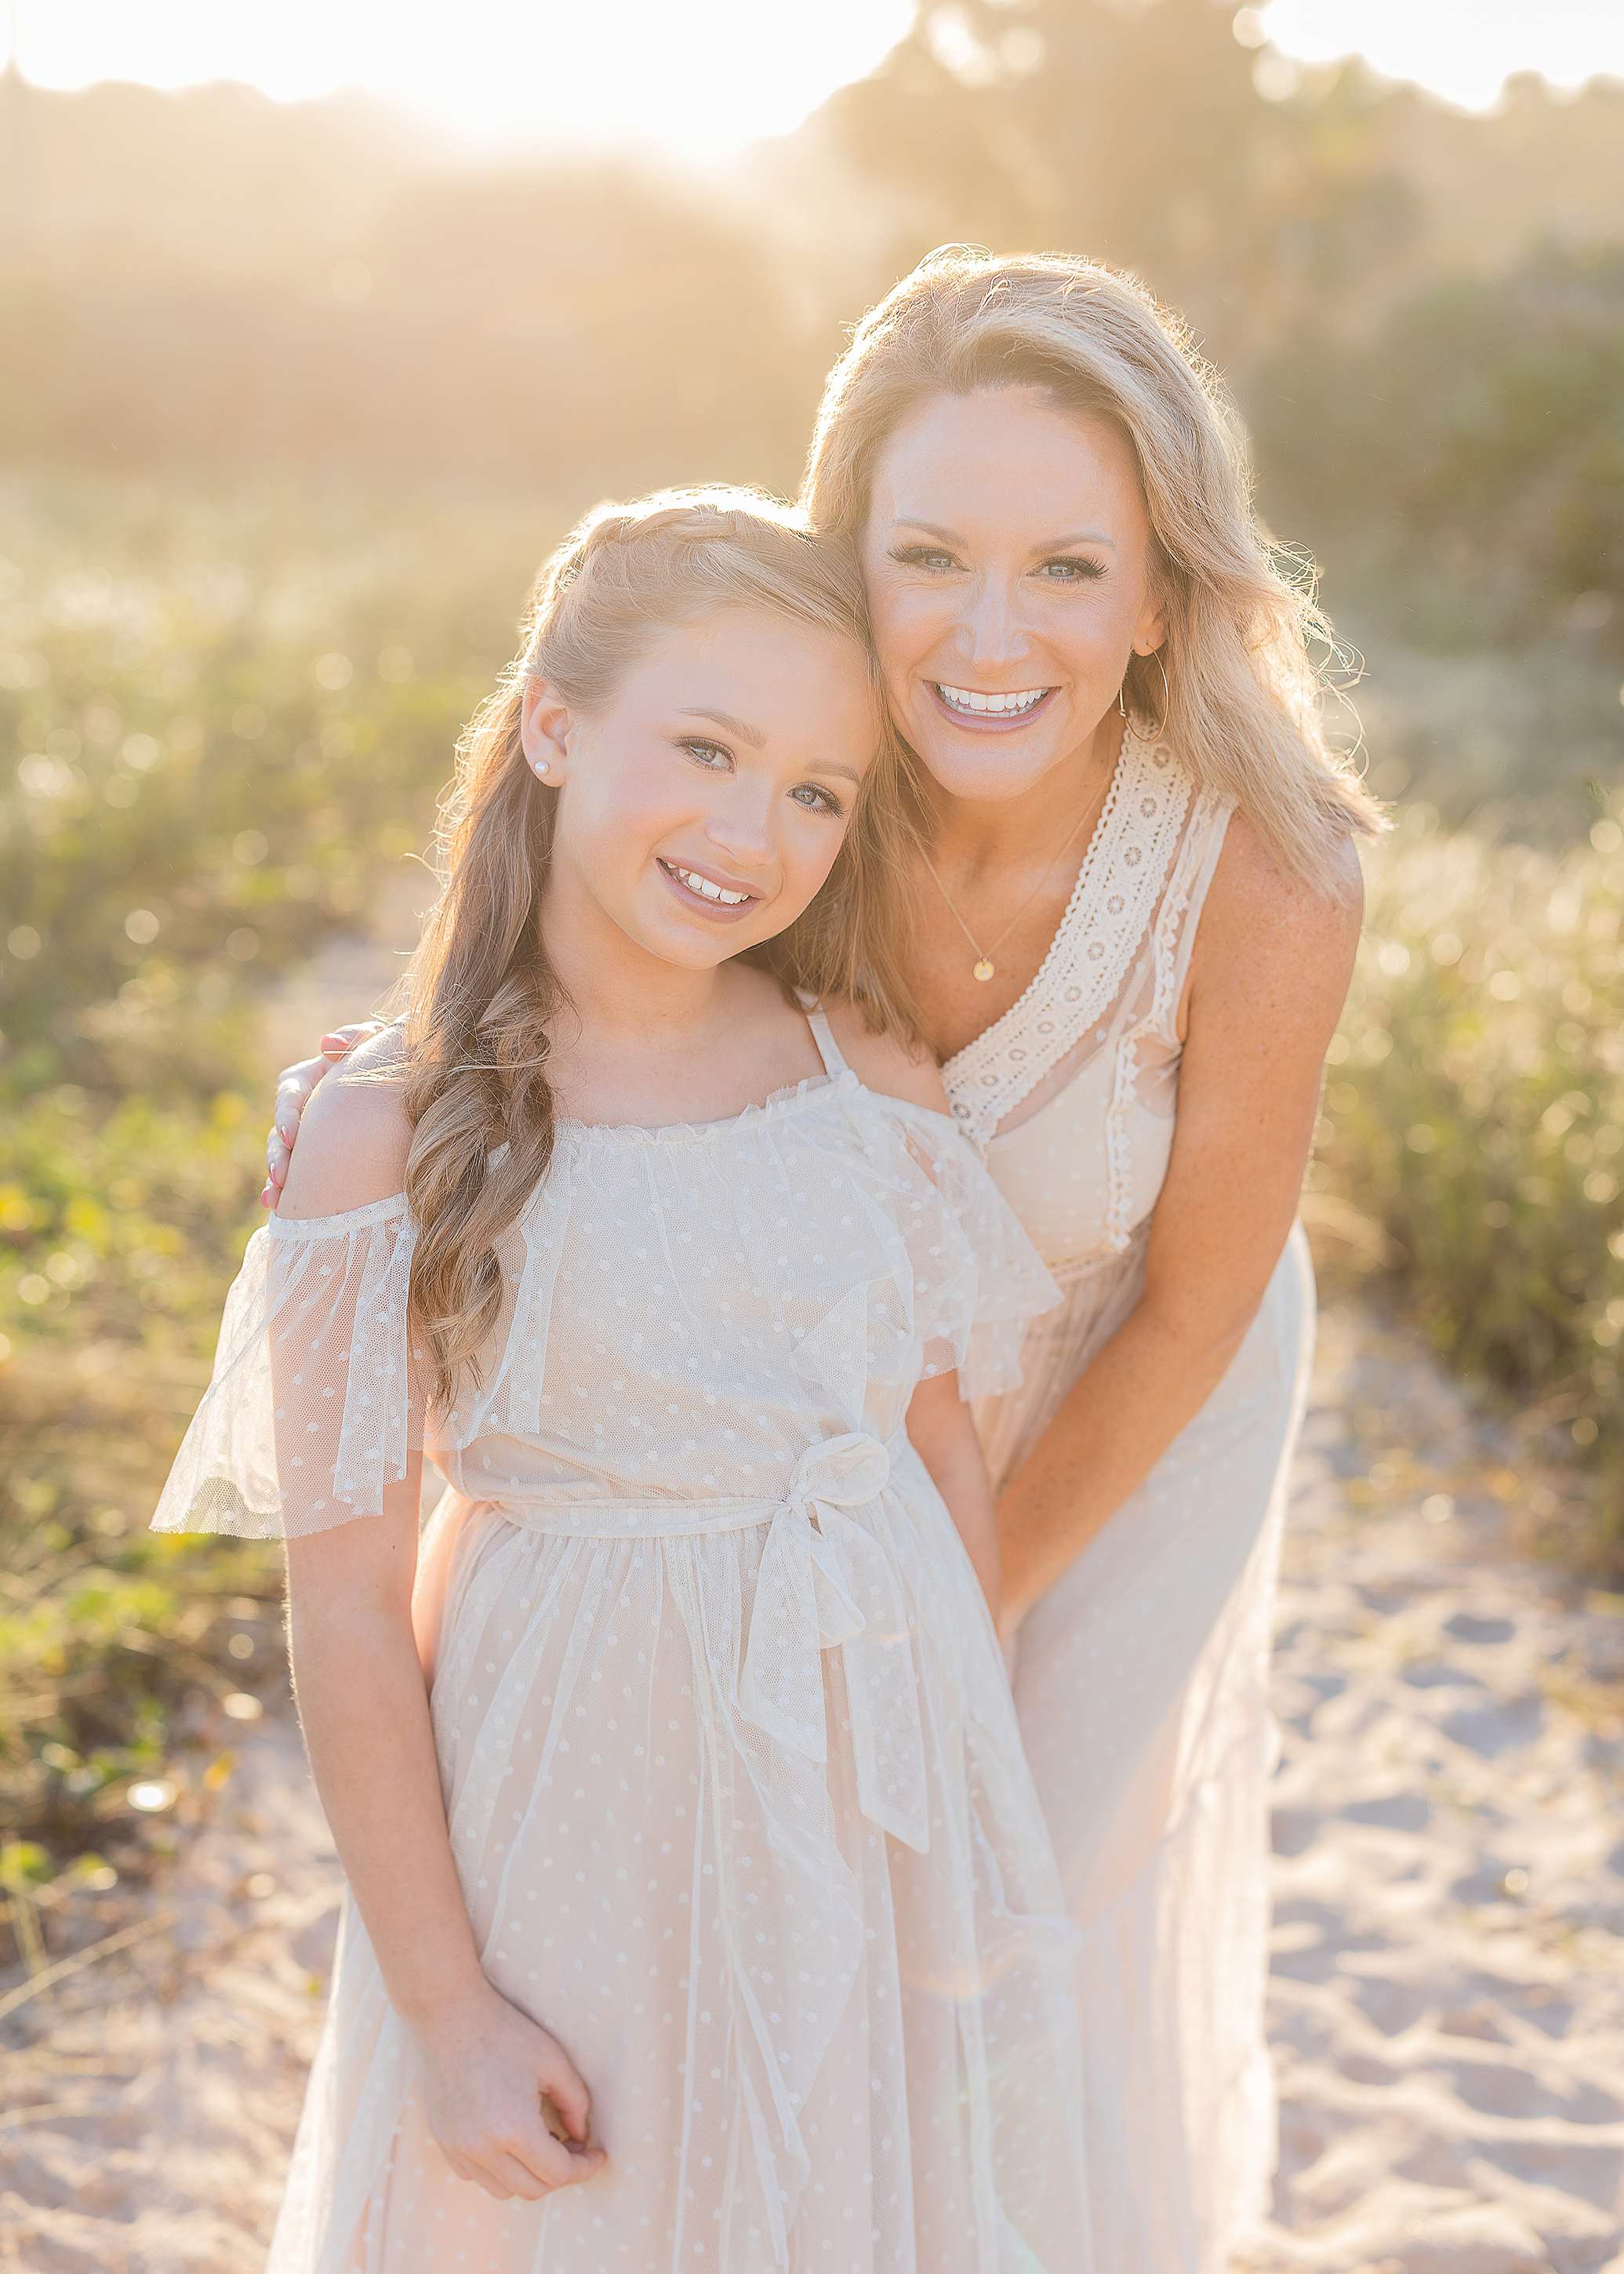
[790,784,844,816]
[679,738,732,767]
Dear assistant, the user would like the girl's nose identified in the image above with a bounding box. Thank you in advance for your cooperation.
[705,783,776,868]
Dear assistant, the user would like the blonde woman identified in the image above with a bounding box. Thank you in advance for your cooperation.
[267,255,1374,2272]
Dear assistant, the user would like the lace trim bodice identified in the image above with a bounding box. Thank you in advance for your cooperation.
[943,727,1192,1146]
[943,730,1232,1260]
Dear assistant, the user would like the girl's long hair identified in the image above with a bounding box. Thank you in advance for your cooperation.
[400,488,918,1406]
[802,249,1382,894]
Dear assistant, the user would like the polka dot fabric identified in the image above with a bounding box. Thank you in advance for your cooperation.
[155,1063,1089,2272]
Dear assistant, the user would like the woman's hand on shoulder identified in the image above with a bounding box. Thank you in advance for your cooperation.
[821,1000,950,1116]
[263,1020,389,1209]
[277,1025,413,1222]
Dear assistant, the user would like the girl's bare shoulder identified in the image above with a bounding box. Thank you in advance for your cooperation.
[278,1026,414,1220]
[821,998,950,1117]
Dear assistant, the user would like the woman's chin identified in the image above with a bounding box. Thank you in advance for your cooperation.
[911,734,1066,805]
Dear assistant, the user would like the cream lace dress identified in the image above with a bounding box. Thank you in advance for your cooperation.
[152,1016,1089,2274]
[946,725,1316,2274]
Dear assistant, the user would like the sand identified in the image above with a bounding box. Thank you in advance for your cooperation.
[4,1297,1623,2272]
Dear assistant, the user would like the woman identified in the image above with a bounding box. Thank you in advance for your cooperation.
[263,251,1373,2272]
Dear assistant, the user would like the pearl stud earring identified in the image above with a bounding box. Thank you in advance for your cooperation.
[533,757,549,776]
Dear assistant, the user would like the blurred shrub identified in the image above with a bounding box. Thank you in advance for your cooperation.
[0,473,550,1090]
[0,1051,282,1919]
[1257,245,1624,653]
[1312,804,1624,1561]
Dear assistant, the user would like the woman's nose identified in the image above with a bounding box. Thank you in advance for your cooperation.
[954,576,1027,671]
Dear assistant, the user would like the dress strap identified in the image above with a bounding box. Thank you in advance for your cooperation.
[795,994,849,1077]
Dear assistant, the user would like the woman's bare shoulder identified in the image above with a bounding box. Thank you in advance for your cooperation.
[1205,812,1364,964]
[278,1026,413,1219]
[821,998,950,1116]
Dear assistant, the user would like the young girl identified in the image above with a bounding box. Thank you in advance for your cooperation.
[153,492,1086,2273]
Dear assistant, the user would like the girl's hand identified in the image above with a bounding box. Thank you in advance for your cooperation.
[262,1022,387,1207]
[412,1984,606,2203]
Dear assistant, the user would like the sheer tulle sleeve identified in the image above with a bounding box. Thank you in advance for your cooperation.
[803,1099,1057,1408]
[896,1111,1060,1397]
[149,1196,423,1540]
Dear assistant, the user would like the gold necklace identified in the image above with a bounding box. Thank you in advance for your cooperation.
[919,773,1108,983]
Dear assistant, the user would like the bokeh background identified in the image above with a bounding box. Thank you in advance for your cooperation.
[2,0,1622,1909]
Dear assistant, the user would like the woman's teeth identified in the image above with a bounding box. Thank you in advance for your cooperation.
[936,684,1049,716]
[666,863,751,906]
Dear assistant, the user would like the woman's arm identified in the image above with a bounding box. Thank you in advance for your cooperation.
[906,1371,1001,1621]
[278,1055,605,2202]
[995,820,1362,1625]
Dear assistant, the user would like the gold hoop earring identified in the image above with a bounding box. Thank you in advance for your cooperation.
[1116,684,1128,720]
[1141,648,1170,742]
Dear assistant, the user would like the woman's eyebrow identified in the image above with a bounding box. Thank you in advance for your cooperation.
[678,706,765,748]
[890,518,1119,552]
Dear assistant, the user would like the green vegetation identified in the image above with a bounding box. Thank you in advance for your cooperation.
[0,481,557,1926]
[1310,807,1624,1558]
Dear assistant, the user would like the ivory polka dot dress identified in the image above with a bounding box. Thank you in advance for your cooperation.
[945,724,1316,2274]
[153,1012,1088,2274]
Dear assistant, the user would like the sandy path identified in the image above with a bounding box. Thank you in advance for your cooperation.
[1251,1307,1624,2274]
[4,1298,1623,2271]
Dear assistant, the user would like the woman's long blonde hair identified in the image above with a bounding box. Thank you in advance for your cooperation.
[400,488,917,1405]
[803,249,1381,892]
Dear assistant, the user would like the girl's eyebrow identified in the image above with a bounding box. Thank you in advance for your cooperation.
[678,706,764,748]
[678,705,864,785]
[890,517,1118,554]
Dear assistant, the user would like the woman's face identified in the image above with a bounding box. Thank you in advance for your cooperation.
[523,605,878,975]
[861,386,1166,805]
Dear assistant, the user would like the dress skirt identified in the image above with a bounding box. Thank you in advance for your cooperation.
[975,1224,1315,2274]
[265,1440,1088,2274]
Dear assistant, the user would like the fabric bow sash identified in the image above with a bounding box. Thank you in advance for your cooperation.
[738,1431,929,1852]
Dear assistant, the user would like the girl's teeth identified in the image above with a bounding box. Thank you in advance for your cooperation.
[673,866,749,906]
[936,684,1048,716]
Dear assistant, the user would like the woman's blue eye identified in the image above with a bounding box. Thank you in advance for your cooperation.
[1036,558,1105,582]
[891,545,958,572]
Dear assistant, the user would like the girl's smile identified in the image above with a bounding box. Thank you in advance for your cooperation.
[656,856,758,915]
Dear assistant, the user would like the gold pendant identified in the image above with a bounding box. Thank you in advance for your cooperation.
[973,957,995,983]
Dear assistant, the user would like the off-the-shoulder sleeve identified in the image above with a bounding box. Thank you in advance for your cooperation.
[150,1197,423,1539]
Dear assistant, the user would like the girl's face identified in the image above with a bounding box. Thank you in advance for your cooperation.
[523,605,878,974]
[860,386,1167,804]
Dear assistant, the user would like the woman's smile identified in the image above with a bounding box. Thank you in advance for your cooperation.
[931,681,1058,728]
